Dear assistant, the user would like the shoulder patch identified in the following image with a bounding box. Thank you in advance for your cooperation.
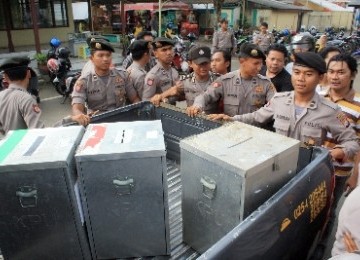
[32,104,41,113]
[147,78,154,86]
[336,111,351,128]
[75,79,85,92]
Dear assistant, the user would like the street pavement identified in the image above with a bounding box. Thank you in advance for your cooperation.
[0,39,348,259]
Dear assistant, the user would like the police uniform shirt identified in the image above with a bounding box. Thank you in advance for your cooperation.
[0,84,44,136]
[253,32,274,52]
[180,72,219,114]
[259,66,293,92]
[233,91,359,158]
[71,67,137,113]
[142,62,179,100]
[212,29,236,53]
[193,70,276,116]
[127,61,147,99]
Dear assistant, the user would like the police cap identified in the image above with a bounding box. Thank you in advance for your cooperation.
[152,37,174,49]
[86,35,110,47]
[0,56,30,72]
[238,43,266,61]
[188,46,211,64]
[129,40,151,54]
[294,52,326,74]
[89,39,114,52]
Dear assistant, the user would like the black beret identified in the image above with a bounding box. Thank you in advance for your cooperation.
[86,35,110,47]
[238,43,266,61]
[188,46,211,64]
[89,39,114,52]
[152,37,174,49]
[294,52,326,74]
[0,56,30,72]
[129,40,151,54]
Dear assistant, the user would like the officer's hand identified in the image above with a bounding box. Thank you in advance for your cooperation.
[344,232,359,253]
[208,114,232,121]
[150,94,163,107]
[71,114,90,126]
[330,147,346,162]
[186,106,201,117]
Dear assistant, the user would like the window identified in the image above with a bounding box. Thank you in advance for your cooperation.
[0,0,68,30]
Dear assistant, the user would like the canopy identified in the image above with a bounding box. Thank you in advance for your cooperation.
[124,2,190,12]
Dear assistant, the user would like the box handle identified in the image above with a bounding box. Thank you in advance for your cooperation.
[200,177,216,199]
[113,178,134,196]
[16,186,38,208]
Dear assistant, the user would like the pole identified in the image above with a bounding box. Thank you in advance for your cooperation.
[30,0,41,53]
[158,0,162,37]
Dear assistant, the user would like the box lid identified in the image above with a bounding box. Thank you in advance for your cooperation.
[0,126,85,171]
[75,120,166,160]
[180,122,300,176]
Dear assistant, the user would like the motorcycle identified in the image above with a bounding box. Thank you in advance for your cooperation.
[0,68,40,103]
[172,33,197,75]
[47,46,75,103]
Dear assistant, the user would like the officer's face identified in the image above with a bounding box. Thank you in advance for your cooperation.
[327,61,356,91]
[239,57,263,78]
[90,50,112,71]
[154,45,174,65]
[190,61,210,78]
[292,65,323,95]
[260,26,267,34]
[211,52,229,75]
[266,50,285,74]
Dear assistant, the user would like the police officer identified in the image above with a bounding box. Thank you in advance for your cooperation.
[0,56,44,136]
[159,45,219,113]
[142,37,179,105]
[212,18,236,55]
[187,43,276,117]
[71,39,140,119]
[121,31,157,71]
[209,52,360,162]
[253,22,274,53]
[127,40,152,99]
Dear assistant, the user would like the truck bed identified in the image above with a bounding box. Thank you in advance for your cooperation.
[89,102,334,260]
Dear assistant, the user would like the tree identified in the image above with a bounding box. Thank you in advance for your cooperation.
[213,0,225,23]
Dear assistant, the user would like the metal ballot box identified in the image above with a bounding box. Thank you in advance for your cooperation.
[180,122,300,253]
[75,121,170,259]
[0,126,91,260]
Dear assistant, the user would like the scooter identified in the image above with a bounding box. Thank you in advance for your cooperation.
[47,46,74,103]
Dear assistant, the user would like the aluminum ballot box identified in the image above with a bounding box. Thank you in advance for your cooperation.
[0,126,91,260]
[75,120,170,259]
[180,122,300,253]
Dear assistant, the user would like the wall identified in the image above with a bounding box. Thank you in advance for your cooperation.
[302,11,352,30]
[270,11,299,31]
[0,0,75,49]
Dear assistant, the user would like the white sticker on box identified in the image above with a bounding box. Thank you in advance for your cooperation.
[114,129,133,144]
[146,130,158,139]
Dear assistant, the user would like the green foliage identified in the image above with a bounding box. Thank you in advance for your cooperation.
[34,52,47,65]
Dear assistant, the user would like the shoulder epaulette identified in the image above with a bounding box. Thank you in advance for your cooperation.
[180,73,192,81]
[320,96,338,110]
[257,74,271,82]
[273,91,291,98]
[222,72,236,80]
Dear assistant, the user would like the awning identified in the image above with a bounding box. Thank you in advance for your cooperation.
[248,0,312,11]
[124,2,190,12]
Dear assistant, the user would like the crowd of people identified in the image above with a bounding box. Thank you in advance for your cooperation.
[0,19,359,259]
